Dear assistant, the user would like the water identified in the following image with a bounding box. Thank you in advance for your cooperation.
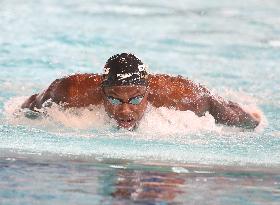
[0,0,280,204]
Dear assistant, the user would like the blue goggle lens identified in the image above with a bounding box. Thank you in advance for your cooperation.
[129,96,144,105]
[107,97,122,105]
[107,96,144,105]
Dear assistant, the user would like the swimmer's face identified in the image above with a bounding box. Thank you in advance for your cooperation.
[102,85,149,129]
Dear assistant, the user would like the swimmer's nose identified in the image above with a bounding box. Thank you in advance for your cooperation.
[118,103,133,116]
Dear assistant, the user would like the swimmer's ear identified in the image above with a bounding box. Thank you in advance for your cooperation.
[101,74,107,82]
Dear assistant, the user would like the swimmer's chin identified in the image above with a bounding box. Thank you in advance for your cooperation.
[116,120,137,131]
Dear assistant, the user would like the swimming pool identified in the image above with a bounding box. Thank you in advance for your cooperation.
[0,0,279,204]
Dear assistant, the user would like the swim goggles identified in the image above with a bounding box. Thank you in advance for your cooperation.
[106,95,144,106]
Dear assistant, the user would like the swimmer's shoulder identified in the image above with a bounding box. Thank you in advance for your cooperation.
[148,74,209,96]
[48,73,103,107]
[24,73,102,109]
[56,73,102,86]
[21,73,103,112]
[147,74,210,110]
[50,73,102,91]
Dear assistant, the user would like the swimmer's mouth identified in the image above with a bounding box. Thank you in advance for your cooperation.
[117,118,136,128]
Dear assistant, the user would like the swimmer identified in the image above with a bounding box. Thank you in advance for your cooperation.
[21,53,260,130]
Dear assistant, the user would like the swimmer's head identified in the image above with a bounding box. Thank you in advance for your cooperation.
[102,53,149,87]
[101,53,149,130]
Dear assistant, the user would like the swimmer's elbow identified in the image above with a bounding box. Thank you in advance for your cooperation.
[47,78,70,105]
[21,94,39,110]
[21,94,44,119]
[37,78,69,107]
[21,77,68,110]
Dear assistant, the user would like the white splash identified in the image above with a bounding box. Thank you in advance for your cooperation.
[4,97,113,132]
[1,94,271,166]
[4,97,218,135]
[268,40,280,47]
[137,105,220,136]
[4,90,265,137]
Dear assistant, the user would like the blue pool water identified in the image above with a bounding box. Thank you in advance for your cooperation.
[0,0,280,204]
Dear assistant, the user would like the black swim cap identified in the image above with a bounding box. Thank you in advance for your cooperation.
[102,53,149,87]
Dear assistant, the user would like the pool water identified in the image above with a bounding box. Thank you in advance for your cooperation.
[0,0,280,204]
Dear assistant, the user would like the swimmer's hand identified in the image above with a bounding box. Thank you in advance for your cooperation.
[21,108,46,119]
[23,109,42,119]
[209,96,260,130]
[249,112,261,127]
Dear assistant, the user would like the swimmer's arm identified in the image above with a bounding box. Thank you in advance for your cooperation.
[21,73,103,113]
[21,93,40,110]
[208,95,260,129]
[21,78,69,111]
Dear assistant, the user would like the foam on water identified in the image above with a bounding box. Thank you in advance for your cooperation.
[4,91,265,136]
[0,92,272,167]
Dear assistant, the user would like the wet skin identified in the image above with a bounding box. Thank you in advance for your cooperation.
[21,74,260,129]
[102,85,148,129]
